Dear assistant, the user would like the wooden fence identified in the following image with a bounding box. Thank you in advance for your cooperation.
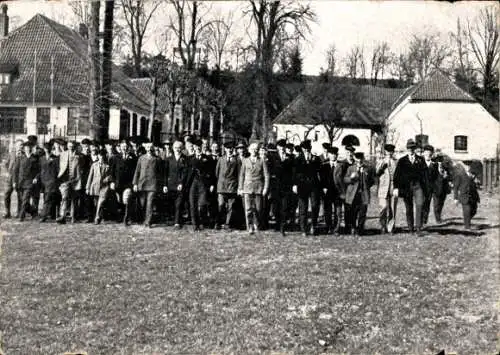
[482,158,499,192]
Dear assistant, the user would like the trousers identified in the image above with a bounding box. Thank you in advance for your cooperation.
[138,191,155,225]
[324,193,343,232]
[4,178,21,216]
[298,189,320,232]
[402,183,424,231]
[217,193,237,227]
[244,193,263,230]
[189,178,208,227]
[462,203,477,229]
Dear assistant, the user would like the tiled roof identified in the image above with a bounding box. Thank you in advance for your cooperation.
[0,14,150,115]
[273,84,405,128]
[394,70,476,106]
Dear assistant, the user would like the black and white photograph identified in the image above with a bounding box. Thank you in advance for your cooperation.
[0,0,498,353]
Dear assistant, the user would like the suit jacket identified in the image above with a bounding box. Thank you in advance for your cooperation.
[433,162,451,196]
[110,152,138,189]
[376,156,398,199]
[216,155,240,194]
[165,154,188,191]
[453,171,480,205]
[38,154,59,191]
[393,154,427,197]
[293,154,322,195]
[187,154,216,188]
[344,163,375,205]
[13,154,40,189]
[132,154,163,192]
[80,153,93,189]
[275,152,295,192]
[86,161,111,196]
[320,160,346,200]
[57,150,83,190]
[238,156,270,194]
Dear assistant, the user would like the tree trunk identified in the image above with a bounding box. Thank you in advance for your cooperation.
[209,111,214,143]
[88,0,101,141]
[102,0,114,141]
[147,77,157,140]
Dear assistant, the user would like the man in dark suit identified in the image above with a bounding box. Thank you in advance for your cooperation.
[432,155,451,223]
[421,144,438,226]
[13,142,41,221]
[215,142,240,230]
[320,146,345,235]
[110,140,138,225]
[164,140,189,229]
[293,140,322,236]
[3,139,23,219]
[132,140,163,228]
[343,152,375,236]
[273,139,294,236]
[187,140,216,231]
[340,145,356,232]
[39,143,59,222]
[79,138,94,222]
[393,139,427,235]
[453,162,480,230]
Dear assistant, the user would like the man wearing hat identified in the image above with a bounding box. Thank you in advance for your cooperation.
[186,140,216,231]
[164,140,189,229]
[57,140,83,224]
[236,142,247,162]
[132,139,163,227]
[320,142,331,163]
[78,138,94,222]
[238,142,270,234]
[293,139,322,236]
[453,161,480,231]
[344,152,375,236]
[271,139,294,235]
[3,139,24,219]
[320,146,345,235]
[215,141,240,230]
[376,144,398,233]
[162,139,173,160]
[39,142,60,222]
[393,139,427,235]
[13,141,41,221]
[421,144,438,226]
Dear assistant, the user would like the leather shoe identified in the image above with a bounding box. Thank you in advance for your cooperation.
[3,213,11,219]
[56,217,66,224]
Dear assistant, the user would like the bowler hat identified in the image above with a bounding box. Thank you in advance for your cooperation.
[345,146,356,153]
[406,139,417,149]
[163,139,172,146]
[384,144,395,152]
[223,142,234,149]
[327,146,339,155]
[27,135,38,144]
[267,143,276,151]
[236,142,246,149]
[354,152,365,159]
[285,143,294,151]
[300,140,312,150]
[294,145,302,153]
[322,142,331,149]
[81,138,91,145]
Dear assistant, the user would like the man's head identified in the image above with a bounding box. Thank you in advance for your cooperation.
[143,142,154,154]
[322,142,330,155]
[97,149,107,163]
[14,139,23,152]
[345,146,355,160]
[67,140,76,152]
[248,142,259,156]
[406,139,417,155]
[259,145,267,159]
[23,142,32,155]
[172,141,183,155]
[423,145,434,160]
[120,140,129,154]
[384,144,395,158]
[43,143,52,155]
[223,142,234,156]
[276,139,286,154]
[211,142,220,155]
[193,140,202,155]
[300,140,312,155]
[328,146,339,161]
[236,143,246,156]
[81,138,91,154]
[354,152,365,164]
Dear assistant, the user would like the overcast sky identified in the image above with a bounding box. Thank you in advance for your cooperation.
[6,0,497,75]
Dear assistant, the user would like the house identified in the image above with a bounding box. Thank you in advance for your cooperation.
[0,6,151,143]
[272,83,406,158]
[386,70,500,160]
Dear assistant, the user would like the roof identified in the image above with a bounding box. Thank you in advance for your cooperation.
[393,70,476,106]
[0,14,150,115]
[273,84,406,128]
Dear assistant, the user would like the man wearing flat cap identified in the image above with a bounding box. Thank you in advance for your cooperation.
[320,142,331,163]
[344,152,375,236]
[376,143,398,233]
[293,139,322,236]
[320,146,345,235]
[393,139,427,236]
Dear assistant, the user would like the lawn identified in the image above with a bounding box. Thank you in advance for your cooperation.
[0,189,498,354]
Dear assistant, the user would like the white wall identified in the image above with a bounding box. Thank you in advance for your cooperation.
[109,108,121,139]
[50,107,68,137]
[388,100,500,159]
[26,107,37,135]
[273,123,374,159]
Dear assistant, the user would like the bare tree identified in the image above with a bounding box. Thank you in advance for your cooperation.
[68,0,91,26]
[345,45,366,79]
[120,0,162,77]
[370,42,390,86]
[168,0,213,71]
[245,0,316,140]
[467,6,499,96]
[201,10,235,69]
[407,32,451,81]
[325,43,337,77]
[88,0,102,140]
[390,52,415,85]
[101,0,115,140]
[450,18,477,91]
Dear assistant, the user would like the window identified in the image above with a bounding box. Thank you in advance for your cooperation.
[454,135,468,152]
[0,73,10,84]
[315,130,320,142]
[37,108,50,134]
[68,107,90,136]
[0,108,26,134]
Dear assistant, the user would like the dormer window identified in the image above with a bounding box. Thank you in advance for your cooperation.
[0,62,19,84]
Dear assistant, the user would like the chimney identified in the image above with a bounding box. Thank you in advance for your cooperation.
[79,23,88,39]
[0,4,8,38]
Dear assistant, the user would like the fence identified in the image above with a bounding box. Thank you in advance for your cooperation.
[482,158,499,192]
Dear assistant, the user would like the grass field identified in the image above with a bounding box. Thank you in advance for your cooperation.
[0,189,499,354]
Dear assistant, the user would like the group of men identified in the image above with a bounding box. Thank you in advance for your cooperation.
[3,134,480,236]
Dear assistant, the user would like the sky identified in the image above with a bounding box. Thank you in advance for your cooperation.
[5,0,497,75]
